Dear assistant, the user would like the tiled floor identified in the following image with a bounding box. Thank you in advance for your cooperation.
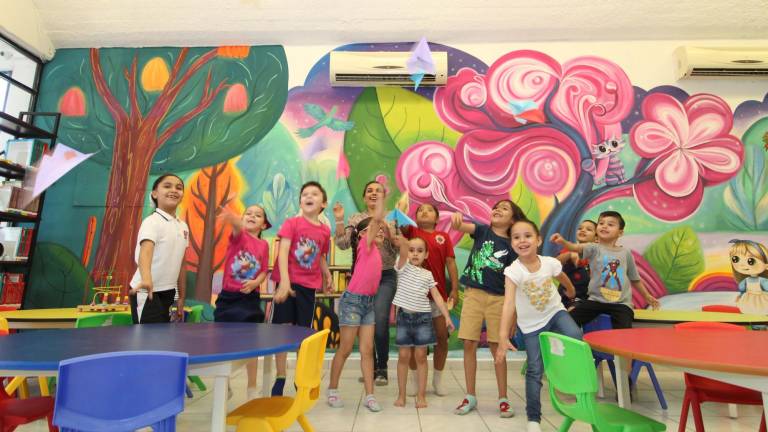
[16,352,766,431]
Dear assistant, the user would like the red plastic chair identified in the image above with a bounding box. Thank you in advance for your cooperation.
[701,305,741,313]
[674,321,767,432]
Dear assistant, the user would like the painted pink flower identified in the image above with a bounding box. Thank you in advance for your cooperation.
[630,93,743,221]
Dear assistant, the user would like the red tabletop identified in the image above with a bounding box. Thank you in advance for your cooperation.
[584,328,768,377]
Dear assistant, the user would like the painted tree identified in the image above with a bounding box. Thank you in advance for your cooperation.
[179,160,245,301]
[36,46,288,282]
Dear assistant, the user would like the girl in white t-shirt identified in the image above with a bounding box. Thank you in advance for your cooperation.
[494,220,582,432]
[129,173,189,324]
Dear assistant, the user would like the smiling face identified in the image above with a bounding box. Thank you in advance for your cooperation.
[363,181,385,210]
[490,200,516,229]
[596,216,623,243]
[415,204,439,229]
[407,237,429,266]
[576,220,597,243]
[510,220,541,258]
[151,175,184,212]
[730,243,768,278]
[300,184,326,216]
[243,205,268,234]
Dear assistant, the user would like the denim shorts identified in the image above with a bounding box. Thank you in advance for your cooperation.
[395,309,435,347]
[338,291,375,326]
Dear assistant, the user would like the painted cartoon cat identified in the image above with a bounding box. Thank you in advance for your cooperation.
[581,137,627,186]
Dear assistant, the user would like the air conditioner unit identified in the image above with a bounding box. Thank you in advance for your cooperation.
[675,46,768,79]
[330,51,448,87]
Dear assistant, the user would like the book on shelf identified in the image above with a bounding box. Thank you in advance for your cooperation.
[0,227,22,260]
[0,183,39,213]
[4,139,46,167]
[16,227,34,258]
[0,273,25,304]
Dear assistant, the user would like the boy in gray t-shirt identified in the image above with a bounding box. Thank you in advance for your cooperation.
[550,211,659,329]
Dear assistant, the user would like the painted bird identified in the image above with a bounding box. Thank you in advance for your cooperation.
[296,104,355,138]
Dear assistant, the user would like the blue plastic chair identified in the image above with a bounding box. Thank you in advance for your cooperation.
[583,314,668,410]
[53,351,188,432]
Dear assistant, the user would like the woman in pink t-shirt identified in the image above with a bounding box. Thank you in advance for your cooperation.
[327,199,387,412]
[214,205,271,400]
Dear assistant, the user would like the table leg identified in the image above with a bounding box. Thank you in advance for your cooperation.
[763,393,768,423]
[615,355,631,408]
[211,374,229,432]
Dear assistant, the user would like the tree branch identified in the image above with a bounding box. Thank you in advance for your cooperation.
[193,202,206,220]
[90,49,128,123]
[156,68,228,147]
[123,55,142,121]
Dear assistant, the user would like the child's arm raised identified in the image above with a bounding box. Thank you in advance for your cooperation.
[450,212,476,234]
[218,208,243,235]
[631,280,660,310]
[274,238,294,303]
[366,197,386,247]
[395,230,409,270]
[429,286,455,333]
[555,272,575,300]
[550,233,585,253]
[495,276,518,364]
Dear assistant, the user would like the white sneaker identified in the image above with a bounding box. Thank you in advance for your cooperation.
[407,371,417,396]
[432,369,446,396]
[527,421,542,432]
[327,389,344,408]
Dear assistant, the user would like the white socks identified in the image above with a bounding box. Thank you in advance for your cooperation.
[433,369,446,396]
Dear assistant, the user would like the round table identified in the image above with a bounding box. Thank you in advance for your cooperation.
[633,309,768,327]
[584,328,768,414]
[0,307,132,329]
[0,322,314,432]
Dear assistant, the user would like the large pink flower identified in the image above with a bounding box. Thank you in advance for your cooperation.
[630,93,743,220]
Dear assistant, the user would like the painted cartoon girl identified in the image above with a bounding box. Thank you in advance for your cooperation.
[729,239,768,315]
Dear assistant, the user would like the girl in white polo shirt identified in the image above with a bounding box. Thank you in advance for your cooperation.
[129,173,189,324]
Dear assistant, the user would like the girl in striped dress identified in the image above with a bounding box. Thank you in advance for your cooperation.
[392,234,454,408]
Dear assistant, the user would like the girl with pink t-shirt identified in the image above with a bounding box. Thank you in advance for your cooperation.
[327,199,387,412]
[215,204,271,399]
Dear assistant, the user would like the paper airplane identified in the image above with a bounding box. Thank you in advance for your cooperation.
[336,145,350,179]
[386,208,416,227]
[509,99,545,125]
[302,135,328,159]
[410,72,425,91]
[22,143,94,207]
[406,37,436,75]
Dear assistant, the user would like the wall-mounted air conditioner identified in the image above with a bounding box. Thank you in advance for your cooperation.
[330,51,448,87]
[675,46,768,79]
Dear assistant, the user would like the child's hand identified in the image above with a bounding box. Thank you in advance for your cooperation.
[332,202,344,221]
[323,270,333,293]
[445,316,455,333]
[645,294,660,310]
[274,281,294,303]
[494,339,516,365]
[240,279,260,294]
[450,212,463,230]
[550,233,564,244]
[130,280,154,300]
[396,191,409,213]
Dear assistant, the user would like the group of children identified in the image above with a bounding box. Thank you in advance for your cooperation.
[129,173,660,432]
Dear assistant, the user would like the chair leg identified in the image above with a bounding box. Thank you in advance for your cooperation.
[558,417,574,432]
[185,383,193,399]
[188,375,206,391]
[759,412,766,432]
[678,394,691,432]
[606,360,617,388]
[691,398,705,432]
[297,414,315,432]
[644,363,667,410]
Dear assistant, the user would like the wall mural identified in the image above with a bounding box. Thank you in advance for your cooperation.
[26,43,767,344]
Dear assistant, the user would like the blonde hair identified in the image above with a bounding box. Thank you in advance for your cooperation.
[728,239,768,282]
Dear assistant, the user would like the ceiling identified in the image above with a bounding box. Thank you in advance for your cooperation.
[30,0,768,48]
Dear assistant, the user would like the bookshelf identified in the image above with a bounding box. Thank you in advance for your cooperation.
[0,111,61,306]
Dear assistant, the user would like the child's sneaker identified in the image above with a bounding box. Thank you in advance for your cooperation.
[374,371,388,386]
[364,394,381,412]
[271,376,286,396]
[499,398,515,418]
[432,369,446,396]
[453,394,477,415]
[527,421,542,432]
[327,389,344,408]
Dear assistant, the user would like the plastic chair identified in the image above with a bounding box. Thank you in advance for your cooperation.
[74,313,133,328]
[584,314,667,410]
[227,329,330,432]
[184,305,207,397]
[53,351,188,432]
[0,317,51,399]
[540,331,666,432]
[674,322,767,432]
[701,305,741,313]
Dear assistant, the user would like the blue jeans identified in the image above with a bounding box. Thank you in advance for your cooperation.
[373,269,397,374]
[522,310,583,422]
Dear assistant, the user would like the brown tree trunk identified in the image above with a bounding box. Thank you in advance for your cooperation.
[193,165,221,301]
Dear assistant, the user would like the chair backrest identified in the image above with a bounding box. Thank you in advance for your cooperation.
[583,313,612,333]
[674,321,747,331]
[186,305,204,323]
[701,305,741,313]
[75,313,133,328]
[54,351,188,432]
[0,316,8,334]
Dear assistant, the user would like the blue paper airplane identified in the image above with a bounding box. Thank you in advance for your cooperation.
[386,208,417,227]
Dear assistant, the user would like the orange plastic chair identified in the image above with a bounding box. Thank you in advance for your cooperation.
[226,329,330,432]
[674,321,766,432]
[701,305,741,313]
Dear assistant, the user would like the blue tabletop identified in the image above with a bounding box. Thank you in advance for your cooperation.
[0,322,315,371]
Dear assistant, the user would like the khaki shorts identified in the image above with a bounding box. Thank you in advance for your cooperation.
[458,287,504,343]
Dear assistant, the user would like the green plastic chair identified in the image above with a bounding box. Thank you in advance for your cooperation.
[74,313,133,328]
[539,332,666,432]
[185,305,207,393]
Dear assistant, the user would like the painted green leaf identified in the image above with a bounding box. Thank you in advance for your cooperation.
[376,87,461,151]
[344,88,403,211]
[723,116,768,230]
[25,242,93,308]
[510,176,541,226]
[642,226,705,294]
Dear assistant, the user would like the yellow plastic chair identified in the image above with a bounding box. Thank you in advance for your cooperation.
[0,317,50,398]
[226,329,330,432]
